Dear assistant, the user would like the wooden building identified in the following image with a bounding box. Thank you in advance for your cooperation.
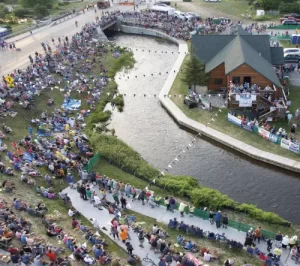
[191,32,284,98]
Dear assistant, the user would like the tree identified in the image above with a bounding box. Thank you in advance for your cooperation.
[21,0,53,8]
[181,55,210,92]
[33,4,48,18]
[257,0,280,10]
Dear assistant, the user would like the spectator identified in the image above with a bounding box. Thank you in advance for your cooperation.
[215,211,222,228]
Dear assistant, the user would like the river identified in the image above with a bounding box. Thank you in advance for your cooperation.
[106,32,300,224]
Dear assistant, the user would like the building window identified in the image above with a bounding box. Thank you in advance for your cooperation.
[232,76,240,84]
[214,78,223,85]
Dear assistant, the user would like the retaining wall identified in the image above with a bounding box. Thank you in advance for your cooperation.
[117,25,300,173]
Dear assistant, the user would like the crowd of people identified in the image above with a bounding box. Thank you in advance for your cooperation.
[74,177,242,266]
[118,10,232,40]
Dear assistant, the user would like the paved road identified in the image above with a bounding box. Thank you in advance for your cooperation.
[64,185,294,266]
[0,4,134,77]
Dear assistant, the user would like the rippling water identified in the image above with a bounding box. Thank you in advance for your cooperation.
[107,33,300,224]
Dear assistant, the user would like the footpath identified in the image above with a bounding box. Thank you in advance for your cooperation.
[64,185,293,265]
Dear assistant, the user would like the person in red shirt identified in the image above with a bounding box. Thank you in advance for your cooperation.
[72,217,79,228]
[8,245,19,254]
[46,250,57,262]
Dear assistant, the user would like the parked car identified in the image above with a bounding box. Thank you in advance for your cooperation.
[282,20,298,25]
[184,12,200,20]
[174,11,187,20]
[154,1,171,5]
[154,3,168,6]
[284,54,300,62]
[2,25,12,33]
[284,49,300,58]
[284,13,300,19]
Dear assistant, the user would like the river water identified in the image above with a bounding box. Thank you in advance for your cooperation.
[107,33,300,224]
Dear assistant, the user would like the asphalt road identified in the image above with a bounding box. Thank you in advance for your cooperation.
[0,4,134,76]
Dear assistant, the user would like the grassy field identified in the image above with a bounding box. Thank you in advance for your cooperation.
[50,0,92,16]
[93,158,299,236]
[0,47,134,262]
[169,52,300,162]
[174,0,253,21]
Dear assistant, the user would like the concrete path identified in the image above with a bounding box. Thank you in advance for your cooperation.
[64,185,294,266]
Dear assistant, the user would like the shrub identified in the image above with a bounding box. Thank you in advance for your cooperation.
[112,94,124,112]
[14,7,31,18]
[89,111,111,124]
[33,4,49,19]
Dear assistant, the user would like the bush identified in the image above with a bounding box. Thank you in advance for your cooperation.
[89,110,111,124]
[112,94,124,112]
[33,4,49,19]
[14,7,31,18]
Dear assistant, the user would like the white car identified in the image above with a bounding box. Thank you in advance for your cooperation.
[284,48,300,55]
[184,12,200,20]
[174,11,187,20]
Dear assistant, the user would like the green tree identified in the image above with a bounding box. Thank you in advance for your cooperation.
[257,0,280,10]
[33,4,48,18]
[181,55,210,92]
[21,0,53,8]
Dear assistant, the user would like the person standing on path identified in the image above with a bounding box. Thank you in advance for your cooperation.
[131,187,136,201]
[113,192,120,205]
[169,197,176,213]
[120,229,128,243]
[120,196,127,209]
[165,197,170,211]
[86,187,92,203]
[81,184,87,200]
[138,230,145,248]
[209,211,214,224]
[222,214,229,229]
[138,190,145,205]
[126,242,134,255]
[178,202,187,217]
[215,211,222,228]
[125,184,131,197]
[254,226,262,243]
[111,226,119,240]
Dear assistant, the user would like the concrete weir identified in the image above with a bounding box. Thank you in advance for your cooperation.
[111,24,300,173]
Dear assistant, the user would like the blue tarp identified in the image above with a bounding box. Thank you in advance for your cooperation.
[23,152,33,162]
[61,99,81,110]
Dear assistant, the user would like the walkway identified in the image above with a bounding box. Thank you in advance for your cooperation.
[64,185,293,266]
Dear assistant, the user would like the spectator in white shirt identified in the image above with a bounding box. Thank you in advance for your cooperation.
[93,195,103,210]
[204,252,212,262]
[68,209,77,217]
[152,224,159,234]
[84,255,95,265]
[90,218,98,228]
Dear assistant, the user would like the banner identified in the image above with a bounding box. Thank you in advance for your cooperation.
[241,124,254,132]
[238,94,253,107]
[280,138,290,150]
[268,133,280,144]
[289,142,300,154]
[227,113,241,127]
[258,127,270,140]
[280,139,300,154]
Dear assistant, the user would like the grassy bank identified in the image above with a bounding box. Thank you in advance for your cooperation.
[0,45,135,261]
[86,131,292,229]
[169,52,300,162]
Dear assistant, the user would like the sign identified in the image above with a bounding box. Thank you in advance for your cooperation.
[235,94,256,101]
[241,124,253,132]
[239,94,253,107]
[227,113,241,127]
[280,138,290,150]
[280,138,300,154]
[268,133,279,144]
[289,142,300,154]
[258,127,270,140]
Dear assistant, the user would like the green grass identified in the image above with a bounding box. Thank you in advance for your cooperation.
[94,158,299,236]
[0,45,134,262]
[50,0,91,16]
[175,0,253,20]
[280,40,297,48]
[169,52,300,162]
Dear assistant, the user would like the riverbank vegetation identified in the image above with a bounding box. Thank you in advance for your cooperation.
[87,132,292,228]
